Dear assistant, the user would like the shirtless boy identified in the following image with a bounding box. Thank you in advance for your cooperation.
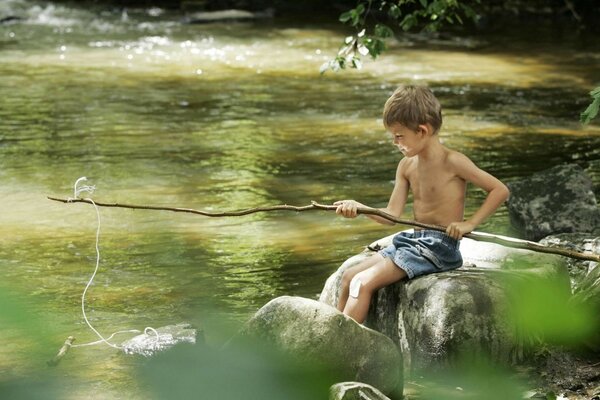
[334,85,510,324]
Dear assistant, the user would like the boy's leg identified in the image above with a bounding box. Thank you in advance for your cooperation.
[343,257,407,324]
[337,254,383,312]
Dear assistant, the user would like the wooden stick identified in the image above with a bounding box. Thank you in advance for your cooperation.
[47,196,600,263]
[47,336,75,366]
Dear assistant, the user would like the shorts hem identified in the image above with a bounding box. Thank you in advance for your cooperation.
[380,250,415,279]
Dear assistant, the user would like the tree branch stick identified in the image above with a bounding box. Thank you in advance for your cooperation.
[47,196,600,263]
[47,336,75,366]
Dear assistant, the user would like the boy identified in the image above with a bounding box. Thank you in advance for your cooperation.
[334,85,509,324]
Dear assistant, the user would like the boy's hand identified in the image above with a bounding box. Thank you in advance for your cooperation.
[445,221,475,240]
[334,200,362,218]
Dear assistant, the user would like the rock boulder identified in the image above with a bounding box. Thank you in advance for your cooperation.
[232,296,403,397]
[506,164,600,241]
[320,231,570,372]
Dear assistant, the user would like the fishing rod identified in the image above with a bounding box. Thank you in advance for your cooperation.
[47,196,599,263]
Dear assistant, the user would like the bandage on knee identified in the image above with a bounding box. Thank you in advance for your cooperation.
[349,276,362,299]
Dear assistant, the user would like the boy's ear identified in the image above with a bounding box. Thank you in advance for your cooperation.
[417,124,431,136]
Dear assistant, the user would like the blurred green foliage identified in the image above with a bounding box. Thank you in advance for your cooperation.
[138,336,339,400]
[418,354,526,400]
[0,287,62,399]
[502,272,598,346]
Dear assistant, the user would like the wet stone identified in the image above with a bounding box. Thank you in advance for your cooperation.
[329,381,391,400]
[121,323,197,357]
[506,164,600,241]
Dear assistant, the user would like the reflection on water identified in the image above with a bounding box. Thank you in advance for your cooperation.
[1,0,599,397]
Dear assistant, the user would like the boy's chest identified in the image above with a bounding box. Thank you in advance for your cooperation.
[406,165,463,199]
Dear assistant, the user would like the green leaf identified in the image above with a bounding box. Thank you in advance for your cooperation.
[580,98,600,124]
[400,14,417,31]
[374,23,394,38]
[545,391,557,400]
[339,11,352,23]
[419,0,428,8]
[388,4,401,19]
[581,86,600,124]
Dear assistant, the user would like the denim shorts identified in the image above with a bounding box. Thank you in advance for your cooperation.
[379,230,462,279]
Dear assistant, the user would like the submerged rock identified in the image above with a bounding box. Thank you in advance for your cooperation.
[0,16,22,24]
[320,231,570,372]
[506,164,600,241]
[329,382,391,400]
[231,296,403,398]
[185,8,274,24]
[121,323,197,357]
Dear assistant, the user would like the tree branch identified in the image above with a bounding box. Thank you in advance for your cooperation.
[47,336,75,366]
[47,196,599,263]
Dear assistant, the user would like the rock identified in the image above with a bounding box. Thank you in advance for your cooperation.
[329,382,391,400]
[231,296,403,398]
[540,233,600,290]
[121,323,198,357]
[506,164,600,241]
[0,16,22,24]
[320,230,570,372]
[185,8,274,24]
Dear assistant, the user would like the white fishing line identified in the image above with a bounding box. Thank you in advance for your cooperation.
[67,177,158,350]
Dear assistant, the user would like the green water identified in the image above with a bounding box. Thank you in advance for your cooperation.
[1,1,599,398]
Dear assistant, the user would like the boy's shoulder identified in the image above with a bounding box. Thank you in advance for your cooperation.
[445,148,471,164]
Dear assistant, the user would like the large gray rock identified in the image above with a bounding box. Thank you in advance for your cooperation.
[329,382,391,400]
[320,231,570,372]
[233,296,403,397]
[506,164,600,241]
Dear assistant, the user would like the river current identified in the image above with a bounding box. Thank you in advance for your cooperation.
[0,1,599,398]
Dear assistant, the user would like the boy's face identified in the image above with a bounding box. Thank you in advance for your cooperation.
[387,123,426,157]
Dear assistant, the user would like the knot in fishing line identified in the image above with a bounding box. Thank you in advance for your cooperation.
[71,176,96,201]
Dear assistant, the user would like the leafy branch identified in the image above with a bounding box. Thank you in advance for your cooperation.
[322,0,481,73]
[581,86,600,124]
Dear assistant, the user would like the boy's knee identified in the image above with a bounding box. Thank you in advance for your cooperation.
[349,271,375,298]
[341,269,355,287]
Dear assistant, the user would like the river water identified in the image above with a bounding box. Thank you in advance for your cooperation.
[1,1,599,398]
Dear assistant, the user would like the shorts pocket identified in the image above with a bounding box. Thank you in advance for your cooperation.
[416,241,462,270]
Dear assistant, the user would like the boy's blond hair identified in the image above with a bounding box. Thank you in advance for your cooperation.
[383,85,442,134]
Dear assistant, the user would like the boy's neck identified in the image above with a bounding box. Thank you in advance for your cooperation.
[416,135,445,163]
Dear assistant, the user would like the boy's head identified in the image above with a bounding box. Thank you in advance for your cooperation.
[383,85,442,134]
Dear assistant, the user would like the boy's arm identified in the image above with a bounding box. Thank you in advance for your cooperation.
[446,153,510,239]
[335,159,409,225]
